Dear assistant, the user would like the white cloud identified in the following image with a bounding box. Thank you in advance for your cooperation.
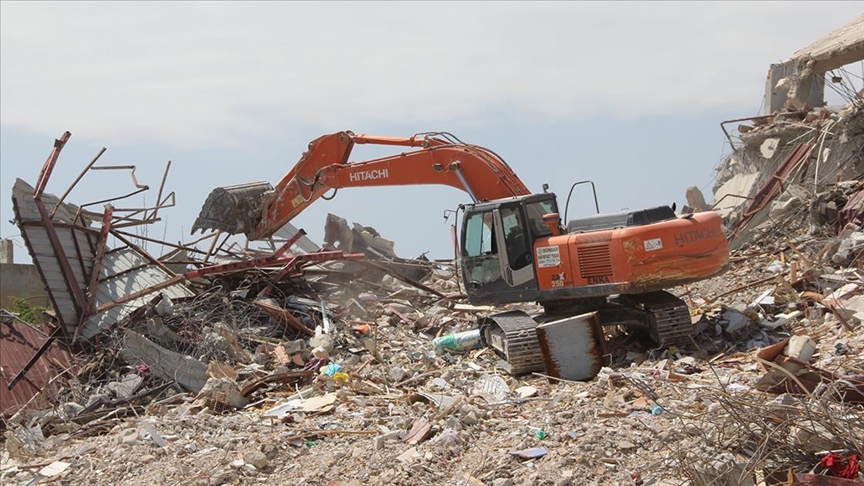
[1,1,861,147]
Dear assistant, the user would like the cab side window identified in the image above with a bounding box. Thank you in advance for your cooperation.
[464,211,496,257]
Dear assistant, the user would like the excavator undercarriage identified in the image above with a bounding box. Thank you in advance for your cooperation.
[479,291,692,375]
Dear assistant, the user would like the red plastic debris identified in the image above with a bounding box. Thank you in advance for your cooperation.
[820,453,860,479]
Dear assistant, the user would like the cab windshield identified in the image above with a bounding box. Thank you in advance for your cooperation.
[525,199,558,237]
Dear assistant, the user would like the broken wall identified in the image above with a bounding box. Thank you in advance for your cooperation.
[714,16,864,250]
[715,104,864,250]
[0,262,48,311]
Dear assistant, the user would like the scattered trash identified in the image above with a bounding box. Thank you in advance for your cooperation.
[818,452,860,479]
[432,329,482,353]
[323,363,343,377]
[37,461,70,478]
[509,447,548,460]
[473,374,511,403]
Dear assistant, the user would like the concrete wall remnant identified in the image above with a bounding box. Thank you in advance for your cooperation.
[764,15,864,114]
[0,240,49,310]
[0,263,48,311]
[683,186,710,214]
[0,239,13,263]
[713,18,864,249]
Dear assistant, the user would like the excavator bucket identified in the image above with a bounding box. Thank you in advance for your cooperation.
[191,181,274,235]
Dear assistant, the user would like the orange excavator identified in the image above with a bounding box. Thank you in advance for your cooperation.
[194,131,729,374]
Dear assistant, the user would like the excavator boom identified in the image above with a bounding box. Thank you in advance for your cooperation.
[193,131,530,239]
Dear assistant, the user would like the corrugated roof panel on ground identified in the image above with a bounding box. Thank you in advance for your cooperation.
[0,320,73,418]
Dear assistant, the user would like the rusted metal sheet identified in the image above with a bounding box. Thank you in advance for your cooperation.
[14,178,196,342]
[13,178,96,336]
[0,319,73,418]
[535,311,607,381]
[80,247,195,340]
[841,187,864,227]
[755,355,864,404]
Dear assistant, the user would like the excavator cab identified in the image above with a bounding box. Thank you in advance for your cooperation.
[460,193,558,305]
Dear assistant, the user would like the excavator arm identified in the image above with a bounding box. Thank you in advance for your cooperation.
[193,131,531,240]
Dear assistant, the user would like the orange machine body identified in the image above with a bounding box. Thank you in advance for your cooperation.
[196,130,729,309]
[533,212,728,298]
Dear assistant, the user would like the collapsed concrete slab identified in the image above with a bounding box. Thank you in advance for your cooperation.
[712,17,864,250]
[765,15,864,113]
[119,330,208,394]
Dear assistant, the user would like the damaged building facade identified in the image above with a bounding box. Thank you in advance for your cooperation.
[712,15,864,251]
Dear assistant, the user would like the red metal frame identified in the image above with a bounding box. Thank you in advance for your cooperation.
[96,248,365,314]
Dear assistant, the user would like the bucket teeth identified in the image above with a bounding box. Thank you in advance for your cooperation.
[192,182,273,236]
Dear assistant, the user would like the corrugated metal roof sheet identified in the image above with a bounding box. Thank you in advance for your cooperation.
[13,179,95,333]
[80,248,194,340]
[0,319,73,418]
[12,179,194,343]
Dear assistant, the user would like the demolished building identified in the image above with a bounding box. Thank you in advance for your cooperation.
[713,15,864,251]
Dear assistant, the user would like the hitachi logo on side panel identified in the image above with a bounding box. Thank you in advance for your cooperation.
[348,169,389,182]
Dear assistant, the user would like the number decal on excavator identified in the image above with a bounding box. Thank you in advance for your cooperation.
[551,272,567,288]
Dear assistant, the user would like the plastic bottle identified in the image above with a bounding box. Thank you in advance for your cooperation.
[432,329,482,352]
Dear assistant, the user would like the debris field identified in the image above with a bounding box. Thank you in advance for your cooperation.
[2,16,864,486]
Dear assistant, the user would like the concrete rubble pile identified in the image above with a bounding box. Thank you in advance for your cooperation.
[1,138,862,486]
[711,15,864,253]
[3,20,864,486]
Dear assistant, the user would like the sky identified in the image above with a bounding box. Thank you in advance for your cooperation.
[1,1,862,264]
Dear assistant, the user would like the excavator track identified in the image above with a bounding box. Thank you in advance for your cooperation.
[479,311,544,375]
[618,291,693,348]
[482,292,693,376]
